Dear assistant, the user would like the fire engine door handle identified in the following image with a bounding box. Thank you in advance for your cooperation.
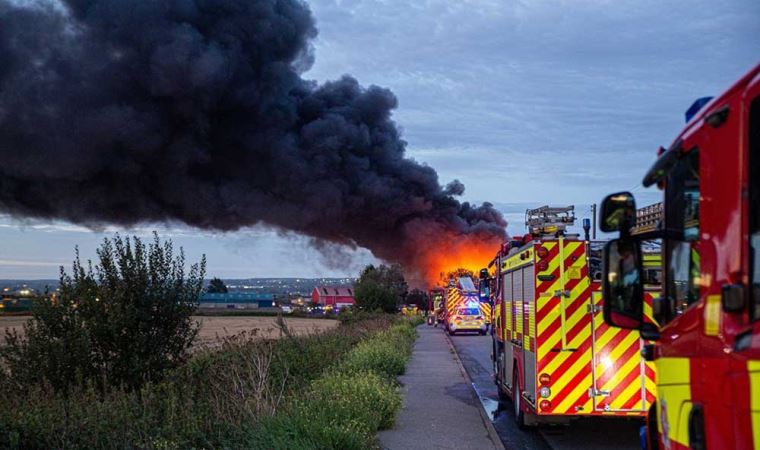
[591,388,611,397]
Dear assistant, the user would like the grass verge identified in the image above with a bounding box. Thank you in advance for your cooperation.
[0,315,422,449]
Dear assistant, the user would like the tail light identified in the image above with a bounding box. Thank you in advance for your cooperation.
[455,317,462,322]
[539,373,551,385]
[537,260,549,271]
[540,400,551,411]
[537,246,549,258]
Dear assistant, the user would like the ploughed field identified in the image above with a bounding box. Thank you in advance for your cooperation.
[0,316,338,346]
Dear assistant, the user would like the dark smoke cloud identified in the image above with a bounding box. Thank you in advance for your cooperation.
[0,0,506,275]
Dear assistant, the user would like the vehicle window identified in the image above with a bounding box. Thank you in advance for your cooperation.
[658,149,700,325]
[750,97,760,320]
[458,308,479,316]
[642,244,662,286]
[588,241,605,281]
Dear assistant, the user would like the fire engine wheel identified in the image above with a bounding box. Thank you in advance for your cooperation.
[448,329,456,336]
[513,369,527,430]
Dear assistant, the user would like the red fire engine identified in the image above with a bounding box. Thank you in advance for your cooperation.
[599,63,760,449]
[489,205,657,427]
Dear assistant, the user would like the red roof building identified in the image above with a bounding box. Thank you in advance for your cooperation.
[311,286,356,307]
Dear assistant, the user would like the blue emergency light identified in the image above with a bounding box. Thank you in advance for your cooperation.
[685,96,713,123]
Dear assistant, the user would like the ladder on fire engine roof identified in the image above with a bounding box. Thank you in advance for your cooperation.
[630,202,663,236]
[525,205,576,237]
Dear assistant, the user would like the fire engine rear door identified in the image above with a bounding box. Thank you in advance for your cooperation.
[590,289,648,412]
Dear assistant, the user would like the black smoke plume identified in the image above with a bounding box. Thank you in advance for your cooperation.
[0,0,506,278]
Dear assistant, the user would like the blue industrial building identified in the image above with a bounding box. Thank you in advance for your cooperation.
[199,292,275,310]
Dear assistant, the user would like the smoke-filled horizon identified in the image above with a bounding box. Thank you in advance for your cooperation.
[0,0,506,280]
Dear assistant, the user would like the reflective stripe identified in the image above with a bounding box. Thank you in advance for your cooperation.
[749,360,760,450]
[703,294,721,336]
[655,357,691,448]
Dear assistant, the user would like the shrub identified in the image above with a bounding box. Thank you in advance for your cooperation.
[340,318,418,378]
[0,314,413,449]
[251,371,402,450]
[1,233,205,392]
[341,336,408,378]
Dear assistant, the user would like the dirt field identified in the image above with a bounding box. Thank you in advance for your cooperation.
[0,316,28,338]
[0,316,338,346]
[194,316,338,345]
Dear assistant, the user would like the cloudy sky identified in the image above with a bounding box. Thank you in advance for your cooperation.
[1,0,758,279]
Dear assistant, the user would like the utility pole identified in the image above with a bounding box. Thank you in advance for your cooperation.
[591,203,597,239]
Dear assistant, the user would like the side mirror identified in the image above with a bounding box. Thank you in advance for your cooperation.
[599,192,637,233]
[602,239,644,329]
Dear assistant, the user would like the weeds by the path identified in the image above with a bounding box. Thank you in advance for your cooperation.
[0,315,421,449]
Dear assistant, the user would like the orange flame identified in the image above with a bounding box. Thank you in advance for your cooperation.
[408,231,502,288]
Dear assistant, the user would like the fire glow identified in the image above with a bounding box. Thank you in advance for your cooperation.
[412,231,503,287]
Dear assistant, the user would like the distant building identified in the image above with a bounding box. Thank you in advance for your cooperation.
[311,286,355,307]
[199,292,274,310]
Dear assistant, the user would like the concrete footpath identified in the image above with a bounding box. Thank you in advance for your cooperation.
[378,325,502,450]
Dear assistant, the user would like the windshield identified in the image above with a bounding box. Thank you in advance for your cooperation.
[457,308,479,316]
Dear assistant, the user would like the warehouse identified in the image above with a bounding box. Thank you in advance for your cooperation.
[199,292,275,310]
[311,286,355,308]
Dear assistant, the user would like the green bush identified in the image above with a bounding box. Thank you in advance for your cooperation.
[248,317,417,449]
[1,234,205,393]
[342,335,407,378]
[0,315,408,449]
[250,371,402,450]
[339,318,417,379]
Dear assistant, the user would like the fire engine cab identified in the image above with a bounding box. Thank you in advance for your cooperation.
[599,63,760,449]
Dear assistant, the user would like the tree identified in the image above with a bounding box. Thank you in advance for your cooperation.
[207,277,228,293]
[1,233,205,392]
[354,264,408,313]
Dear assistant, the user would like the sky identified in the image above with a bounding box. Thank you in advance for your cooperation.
[1,0,758,279]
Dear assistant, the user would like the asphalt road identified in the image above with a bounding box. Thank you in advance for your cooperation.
[446,330,644,450]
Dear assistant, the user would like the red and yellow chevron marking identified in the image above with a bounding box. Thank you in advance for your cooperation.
[445,288,461,316]
[591,290,655,413]
[480,301,492,324]
[531,239,654,417]
[534,239,595,415]
[445,287,480,319]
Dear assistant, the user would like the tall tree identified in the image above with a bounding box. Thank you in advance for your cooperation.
[354,264,408,313]
[207,277,228,293]
[1,233,205,392]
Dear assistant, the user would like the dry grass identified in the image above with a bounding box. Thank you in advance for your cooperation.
[0,316,28,338]
[194,316,338,345]
[0,315,338,345]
